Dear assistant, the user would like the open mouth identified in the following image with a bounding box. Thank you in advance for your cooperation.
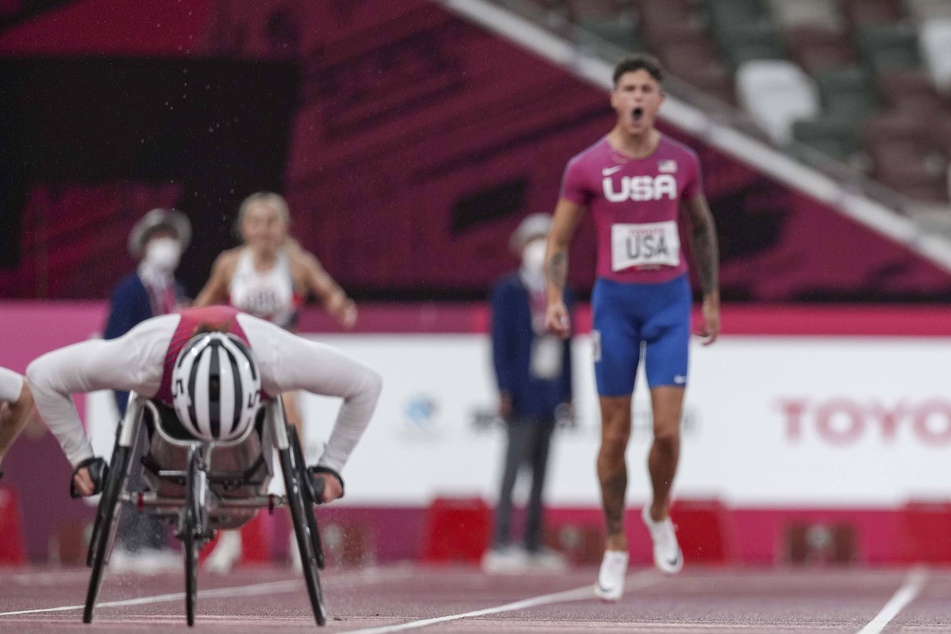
[632,107,644,121]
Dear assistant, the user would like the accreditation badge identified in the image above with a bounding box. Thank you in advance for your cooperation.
[530,334,563,380]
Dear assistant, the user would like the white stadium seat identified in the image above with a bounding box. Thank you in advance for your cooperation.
[736,60,820,145]
[919,19,951,93]
[766,0,845,30]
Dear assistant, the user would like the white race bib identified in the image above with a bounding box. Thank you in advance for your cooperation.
[611,221,680,271]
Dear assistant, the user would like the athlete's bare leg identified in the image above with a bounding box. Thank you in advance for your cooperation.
[647,386,684,521]
[598,395,632,552]
[281,391,304,439]
[0,382,33,464]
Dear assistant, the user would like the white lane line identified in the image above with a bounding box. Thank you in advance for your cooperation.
[0,579,300,617]
[0,565,417,618]
[343,571,656,634]
[857,568,927,634]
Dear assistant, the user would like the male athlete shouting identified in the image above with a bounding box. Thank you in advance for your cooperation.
[544,54,720,600]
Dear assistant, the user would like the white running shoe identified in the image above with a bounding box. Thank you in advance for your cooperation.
[528,546,568,572]
[481,545,529,573]
[641,505,683,574]
[594,549,629,601]
[204,530,242,574]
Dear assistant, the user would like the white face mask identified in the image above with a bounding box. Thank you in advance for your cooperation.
[145,237,182,272]
[521,238,547,276]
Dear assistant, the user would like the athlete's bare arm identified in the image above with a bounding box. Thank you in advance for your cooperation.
[293,250,357,329]
[544,198,586,339]
[193,250,240,307]
[683,194,720,345]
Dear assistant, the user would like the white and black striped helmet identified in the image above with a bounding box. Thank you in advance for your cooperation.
[171,333,262,441]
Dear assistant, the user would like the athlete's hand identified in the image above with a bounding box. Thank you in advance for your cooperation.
[546,302,571,339]
[72,467,95,497]
[317,474,344,503]
[329,293,357,330]
[337,299,358,330]
[697,292,720,346]
[499,393,513,420]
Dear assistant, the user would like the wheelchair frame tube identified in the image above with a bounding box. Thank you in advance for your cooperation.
[117,393,145,448]
[267,399,291,451]
[146,400,261,449]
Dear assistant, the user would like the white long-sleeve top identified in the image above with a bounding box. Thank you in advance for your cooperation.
[26,311,382,472]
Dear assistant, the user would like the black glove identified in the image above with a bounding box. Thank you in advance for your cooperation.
[307,465,344,503]
[70,457,109,498]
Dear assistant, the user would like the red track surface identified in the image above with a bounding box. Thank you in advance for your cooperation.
[0,564,948,632]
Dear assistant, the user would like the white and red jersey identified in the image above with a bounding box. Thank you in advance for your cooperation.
[27,306,381,471]
[228,248,303,329]
[560,135,702,285]
[0,367,23,403]
[152,306,258,405]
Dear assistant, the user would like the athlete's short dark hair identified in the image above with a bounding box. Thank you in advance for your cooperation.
[612,54,664,87]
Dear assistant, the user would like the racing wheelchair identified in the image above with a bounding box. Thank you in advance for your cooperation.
[81,392,327,626]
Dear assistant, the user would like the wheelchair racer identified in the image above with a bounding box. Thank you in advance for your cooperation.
[26,305,382,500]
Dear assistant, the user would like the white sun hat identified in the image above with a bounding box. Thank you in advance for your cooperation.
[128,208,192,258]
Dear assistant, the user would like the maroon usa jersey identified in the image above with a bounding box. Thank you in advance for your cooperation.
[560,135,702,285]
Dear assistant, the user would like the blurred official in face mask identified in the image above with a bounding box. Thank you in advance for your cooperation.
[484,212,573,570]
[511,213,553,295]
[521,237,547,279]
[102,206,193,566]
[144,235,182,273]
[105,207,192,416]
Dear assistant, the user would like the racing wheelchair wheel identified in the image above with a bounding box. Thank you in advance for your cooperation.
[279,433,326,626]
[82,444,132,624]
[182,444,205,627]
[288,426,325,570]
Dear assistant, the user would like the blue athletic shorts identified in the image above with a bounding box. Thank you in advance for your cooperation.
[591,274,691,396]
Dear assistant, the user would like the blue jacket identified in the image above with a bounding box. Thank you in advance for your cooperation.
[103,272,186,414]
[490,272,572,422]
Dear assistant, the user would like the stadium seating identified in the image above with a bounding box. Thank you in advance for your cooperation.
[657,40,737,105]
[719,22,788,70]
[787,26,858,74]
[857,24,923,75]
[815,67,880,119]
[863,114,949,202]
[841,0,905,26]
[636,0,694,32]
[705,0,774,37]
[765,0,845,30]
[932,117,951,160]
[791,117,861,163]
[705,0,788,69]
[919,20,951,92]
[576,19,641,53]
[536,0,951,203]
[565,0,634,22]
[904,0,951,22]
[736,60,820,144]
[878,69,948,113]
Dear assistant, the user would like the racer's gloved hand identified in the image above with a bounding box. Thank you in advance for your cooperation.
[307,466,344,504]
[70,457,108,498]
